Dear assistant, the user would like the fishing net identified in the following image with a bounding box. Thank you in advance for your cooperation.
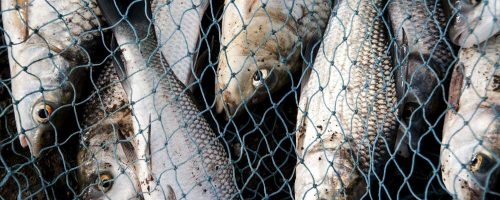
[0,0,498,199]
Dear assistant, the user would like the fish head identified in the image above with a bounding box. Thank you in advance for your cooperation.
[12,43,88,157]
[335,176,367,200]
[215,9,302,117]
[449,0,500,47]
[215,51,287,116]
[441,105,500,199]
[78,122,141,200]
[397,57,444,148]
[299,147,367,199]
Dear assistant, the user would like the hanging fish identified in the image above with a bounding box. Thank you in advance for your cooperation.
[388,0,454,157]
[78,60,141,199]
[441,34,499,199]
[96,0,238,199]
[215,0,331,116]
[295,0,397,198]
[151,0,208,86]
[1,0,103,157]
[447,0,500,47]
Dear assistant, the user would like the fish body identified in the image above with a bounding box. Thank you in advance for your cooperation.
[447,0,500,47]
[78,61,141,200]
[441,34,500,199]
[388,0,454,156]
[151,0,208,86]
[215,0,331,116]
[294,0,397,198]
[97,0,238,199]
[1,0,102,157]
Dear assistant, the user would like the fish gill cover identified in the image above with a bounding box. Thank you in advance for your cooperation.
[0,0,498,199]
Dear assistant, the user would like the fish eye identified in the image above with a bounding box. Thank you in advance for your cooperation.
[33,103,53,123]
[252,69,270,87]
[96,174,113,192]
[469,152,495,174]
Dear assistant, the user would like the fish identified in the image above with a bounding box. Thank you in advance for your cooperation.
[388,0,454,157]
[151,0,208,86]
[447,0,500,48]
[1,0,103,157]
[96,0,238,199]
[441,34,500,199]
[77,60,141,200]
[294,0,397,198]
[215,0,331,116]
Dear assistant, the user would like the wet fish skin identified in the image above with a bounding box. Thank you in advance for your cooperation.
[215,0,331,116]
[388,0,454,156]
[77,60,140,200]
[152,0,208,86]
[97,0,238,199]
[295,0,397,199]
[441,34,500,199]
[447,0,500,47]
[1,0,102,157]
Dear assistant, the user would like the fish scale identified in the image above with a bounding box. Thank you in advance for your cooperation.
[132,27,237,199]
[349,18,396,171]
[295,0,396,198]
[151,0,208,85]
[390,0,452,71]
[82,61,128,128]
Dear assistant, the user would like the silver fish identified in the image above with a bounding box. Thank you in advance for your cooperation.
[388,0,454,157]
[441,34,499,199]
[215,0,331,116]
[1,0,102,157]
[447,0,500,48]
[151,0,208,86]
[97,0,237,199]
[295,0,397,198]
[78,61,141,200]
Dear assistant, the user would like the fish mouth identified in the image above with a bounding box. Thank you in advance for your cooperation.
[450,16,499,48]
[335,177,367,200]
[24,125,54,157]
[486,174,500,199]
[215,90,267,118]
[215,91,242,118]
[480,162,500,199]
[449,19,474,47]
